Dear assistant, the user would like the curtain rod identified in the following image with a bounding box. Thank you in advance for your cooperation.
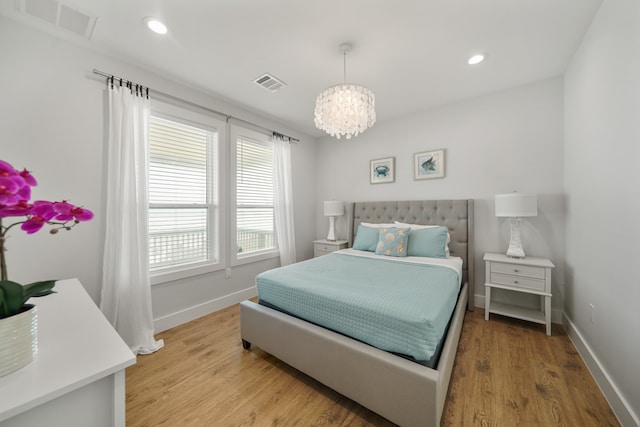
[92,69,300,143]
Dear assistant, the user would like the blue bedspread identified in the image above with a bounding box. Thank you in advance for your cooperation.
[256,252,460,362]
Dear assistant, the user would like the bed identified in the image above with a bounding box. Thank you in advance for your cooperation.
[240,199,474,427]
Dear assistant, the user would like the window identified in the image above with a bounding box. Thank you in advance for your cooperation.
[231,126,278,265]
[148,113,221,281]
[147,107,278,280]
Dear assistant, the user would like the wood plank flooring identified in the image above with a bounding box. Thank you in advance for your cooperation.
[126,304,620,426]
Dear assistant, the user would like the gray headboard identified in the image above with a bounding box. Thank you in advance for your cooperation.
[349,200,474,311]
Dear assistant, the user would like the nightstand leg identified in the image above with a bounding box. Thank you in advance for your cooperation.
[485,286,491,321]
[545,295,551,336]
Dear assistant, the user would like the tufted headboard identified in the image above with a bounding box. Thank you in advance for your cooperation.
[349,200,474,311]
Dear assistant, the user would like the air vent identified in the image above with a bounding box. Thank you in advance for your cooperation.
[253,73,287,92]
[16,0,97,39]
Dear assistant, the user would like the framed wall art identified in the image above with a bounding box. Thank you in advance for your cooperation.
[414,149,445,180]
[370,157,395,184]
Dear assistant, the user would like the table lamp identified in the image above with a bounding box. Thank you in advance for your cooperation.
[323,201,344,241]
[495,193,537,258]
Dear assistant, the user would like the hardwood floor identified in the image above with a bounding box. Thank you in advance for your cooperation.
[126,304,619,426]
[441,311,619,426]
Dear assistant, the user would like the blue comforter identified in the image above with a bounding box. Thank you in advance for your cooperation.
[256,252,460,362]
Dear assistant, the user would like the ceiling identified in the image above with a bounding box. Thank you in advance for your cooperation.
[1,0,603,138]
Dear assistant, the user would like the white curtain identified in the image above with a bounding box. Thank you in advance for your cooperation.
[100,82,164,355]
[272,134,296,266]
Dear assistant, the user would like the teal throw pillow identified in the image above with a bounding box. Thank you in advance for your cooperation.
[374,227,410,257]
[352,225,380,252]
[407,226,448,258]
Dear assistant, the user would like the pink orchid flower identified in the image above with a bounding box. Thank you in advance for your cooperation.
[53,201,94,222]
[0,175,30,205]
[21,201,56,234]
[0,160,93,237]
[1,159,93,285]
[0,201,32,218]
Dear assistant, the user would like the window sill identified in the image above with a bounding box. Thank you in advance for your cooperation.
[151,262,223,285]
[232,249,279,267]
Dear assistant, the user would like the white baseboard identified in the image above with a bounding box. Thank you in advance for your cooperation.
[562,313,637,427]
[473,294,563,324]
[153,286,257,333]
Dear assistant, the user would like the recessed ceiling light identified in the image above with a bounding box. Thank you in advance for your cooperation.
[143,17,167,35]
[468,54,486,65]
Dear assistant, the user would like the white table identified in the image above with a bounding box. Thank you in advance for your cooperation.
[313,239,349,257]
[484,253,554,335]
[0,278,136,426]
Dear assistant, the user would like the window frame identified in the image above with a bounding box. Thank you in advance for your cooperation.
[148,100,227,285]
[229,124,279,267]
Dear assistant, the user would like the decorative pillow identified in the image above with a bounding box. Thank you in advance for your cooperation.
[352,225,380,252]
[374,227,411,257]
[395,221,451,257]
[405,226,449,258]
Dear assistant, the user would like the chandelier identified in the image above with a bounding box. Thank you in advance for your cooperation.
[314,43,376,140]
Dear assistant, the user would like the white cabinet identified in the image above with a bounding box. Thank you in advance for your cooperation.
[313,239,348,257]
[484,253,554,335]
[0,279,135,426]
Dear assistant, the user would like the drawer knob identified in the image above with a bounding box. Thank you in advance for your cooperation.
[514,280,519,284]
[514,269,519,272]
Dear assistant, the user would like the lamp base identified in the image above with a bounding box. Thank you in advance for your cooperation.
[326,216,337,241]
[506,217,526,258]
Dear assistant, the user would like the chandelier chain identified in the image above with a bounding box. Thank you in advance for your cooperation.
[343,50,347,83]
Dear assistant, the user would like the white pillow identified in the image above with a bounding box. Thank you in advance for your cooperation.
[395,221,451,256]
[360,222,395,228]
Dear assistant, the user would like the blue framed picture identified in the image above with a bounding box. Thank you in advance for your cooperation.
[414,149,445,180]
[370,157,395,184]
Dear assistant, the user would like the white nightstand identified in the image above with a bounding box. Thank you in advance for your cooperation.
[313,239,348,257]
[484,252,555,335]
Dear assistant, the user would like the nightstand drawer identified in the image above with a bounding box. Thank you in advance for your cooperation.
[313,240,348,258]
[490,272,546,291]
[491,262,545,279]
[315,244,336,253]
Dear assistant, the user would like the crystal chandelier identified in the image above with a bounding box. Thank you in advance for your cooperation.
[314,43,376,140]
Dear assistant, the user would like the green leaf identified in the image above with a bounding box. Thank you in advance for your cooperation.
[23,280,57,299]
[0,280,26,317]
[0,287,7,318]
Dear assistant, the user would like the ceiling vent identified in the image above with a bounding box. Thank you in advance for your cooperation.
[16,0,97,40]
[253,73,287,92]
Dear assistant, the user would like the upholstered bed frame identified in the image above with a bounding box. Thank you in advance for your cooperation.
[240,199,474,426]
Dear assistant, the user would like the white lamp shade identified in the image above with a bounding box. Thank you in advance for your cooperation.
[323,201,344,217]
[495,193,537,217]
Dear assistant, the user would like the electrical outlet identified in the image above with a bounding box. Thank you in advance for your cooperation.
[589,303,595,324]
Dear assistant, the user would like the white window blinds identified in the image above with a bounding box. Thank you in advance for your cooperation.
[149,116,218,271]
[236,137,275,255]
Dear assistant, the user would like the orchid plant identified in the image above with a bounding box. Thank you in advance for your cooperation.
[0,159,94,318]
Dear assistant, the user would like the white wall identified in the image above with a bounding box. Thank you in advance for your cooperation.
[316,77,566,312]
[0,16,317,330]
[564,0,640,424]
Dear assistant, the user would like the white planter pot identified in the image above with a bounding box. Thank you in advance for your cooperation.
[0,304,38,378]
